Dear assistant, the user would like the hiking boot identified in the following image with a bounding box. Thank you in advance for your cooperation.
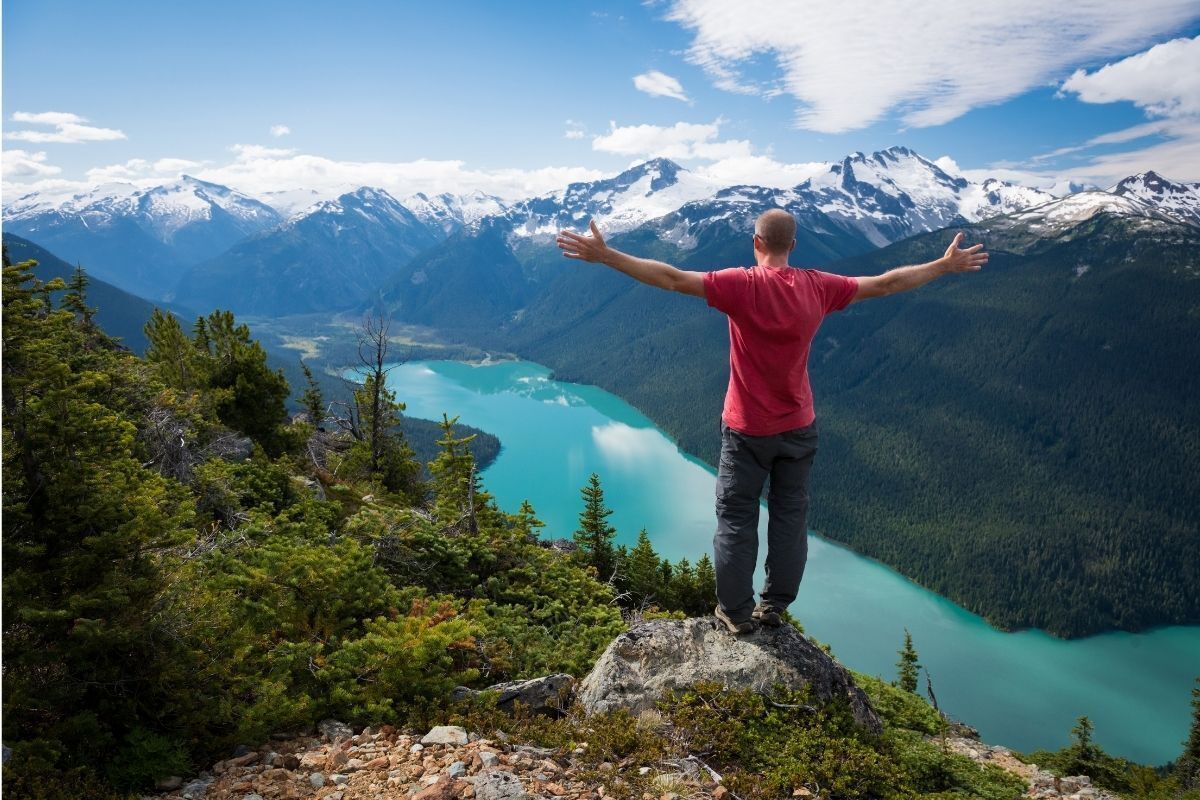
[714,605,755,635]
[752,602,784,627]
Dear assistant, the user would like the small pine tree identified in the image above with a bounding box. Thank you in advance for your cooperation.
[693,553,717,615]
[896,628,921,693]
[623,529,663,608]
[511,499,544,540]
[574,473,617,582]
[300,361,325,428]
[430,413,494,527]
[1177,680,1200,790]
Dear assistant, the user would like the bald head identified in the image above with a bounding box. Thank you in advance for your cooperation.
[754,209,797,256]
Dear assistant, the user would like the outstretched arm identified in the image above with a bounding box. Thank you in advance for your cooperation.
[557,220,705,297]
[850,232,988,304]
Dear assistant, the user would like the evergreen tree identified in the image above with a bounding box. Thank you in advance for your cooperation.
[693,553,717,615]
[300,360,325,428]
[199,310,290,455]
[144,308,200,390]
[3,252,195,789]
[1177,680,1200,790]
[61,263,99,333]
[429,413,483,526]
[896,628,921,693]
[511,499,544,540]
[623,529,664,608]
[574,473,617,582]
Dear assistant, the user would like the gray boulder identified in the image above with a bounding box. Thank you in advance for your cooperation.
[452,673,575,717]
[577,616,882,733]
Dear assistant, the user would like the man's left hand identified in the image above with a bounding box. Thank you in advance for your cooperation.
[941,232,989,272]
[557,220,610,263]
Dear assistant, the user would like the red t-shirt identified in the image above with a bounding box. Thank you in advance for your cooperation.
[703,265,859,436]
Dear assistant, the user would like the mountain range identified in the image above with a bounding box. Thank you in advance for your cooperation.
[5,146,1199,636]
[12,146,1196,318]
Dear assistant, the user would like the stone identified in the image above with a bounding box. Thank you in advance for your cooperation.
[345,757,367,771]
[156,775,184,790]
[282,753,301,770]
[181,776,214,799]
[366,755,390,769]
[577,617,882,733]
[227,751,259,768]
[413,773,461,800]
[309,772,326,788]
[421,725,470,746]
[449,760,468,778]
[480,750,501,768]
[242,795,264,800]
[471,769,530,800]
[318,719,354,741]
[454,673,576,717]
[331,772,349,785]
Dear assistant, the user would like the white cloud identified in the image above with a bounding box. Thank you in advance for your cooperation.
[1061,35,1200,118]
[82,156,206,184]
[191,147,606,201]
[592,118,753,160]
[2,149,62,179]
[664,0,1200,132]
[270,124,292,137]
[633,70,691,102]
[231,143,298,160]
[564,119,586,139]
[6,110,126,143]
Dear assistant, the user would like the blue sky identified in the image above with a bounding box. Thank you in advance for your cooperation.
[4,0,1199,200]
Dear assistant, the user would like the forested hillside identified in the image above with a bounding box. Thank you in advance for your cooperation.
[469,213,1200,638]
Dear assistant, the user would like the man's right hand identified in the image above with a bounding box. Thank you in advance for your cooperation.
[557,220,611,264]
[940,232,988,273]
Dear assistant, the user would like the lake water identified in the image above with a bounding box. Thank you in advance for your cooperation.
[378,358,1199,765]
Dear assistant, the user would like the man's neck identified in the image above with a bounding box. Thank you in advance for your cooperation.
[755,254,791,269]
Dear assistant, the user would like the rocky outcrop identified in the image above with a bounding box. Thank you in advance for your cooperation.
[577,617,882,733]
[944,737,1120,800]
[451,673,575,717]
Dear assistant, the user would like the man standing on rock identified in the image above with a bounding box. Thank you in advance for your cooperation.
[557,210,987,634]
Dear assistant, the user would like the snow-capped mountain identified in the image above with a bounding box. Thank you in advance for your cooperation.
[173,186,445,316]
[2,176,282,300]
[1109,171,1200,228]
[402,190,508,236]
[636,184,876,265]
[501,158,721,239]
[793,146,1056,246]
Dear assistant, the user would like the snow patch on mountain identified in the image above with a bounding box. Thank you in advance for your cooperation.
[1109,171,1200,227]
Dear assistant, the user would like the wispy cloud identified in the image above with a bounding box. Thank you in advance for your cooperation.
[6,111,126,143]
[564,119,586,140]
[591,118,750,160]
[1060,36,1200,118]
[664,0,1200,132]
[84,156,205,183]
[2,149,62,179]
[270,124,292,137]
[633,70,690,102]
[1021,36,1200,185]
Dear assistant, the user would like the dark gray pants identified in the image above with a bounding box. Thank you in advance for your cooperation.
[713,420,818,623]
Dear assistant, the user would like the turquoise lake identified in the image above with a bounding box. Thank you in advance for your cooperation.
[377,358,1199,765]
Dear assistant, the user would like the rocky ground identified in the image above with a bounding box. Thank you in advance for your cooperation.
[143,721,1115,800]
[142,619,1117,800]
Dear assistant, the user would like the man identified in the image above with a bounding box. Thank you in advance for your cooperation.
[556,210,987,634]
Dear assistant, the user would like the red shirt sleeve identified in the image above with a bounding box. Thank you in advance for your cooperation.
[811,270,859,314]
[704,267,751,315]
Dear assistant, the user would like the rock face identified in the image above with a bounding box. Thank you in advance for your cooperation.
[453,673,575,717]
[578,617,882,733]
